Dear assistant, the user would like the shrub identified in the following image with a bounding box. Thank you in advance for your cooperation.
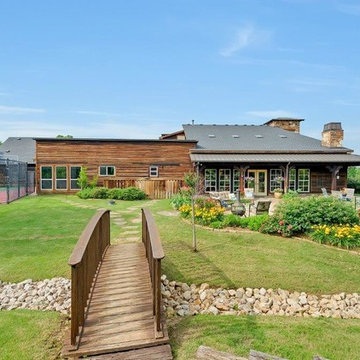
[171,191,191,210]
[247,215,269,231]
[117,187,146,200]
[261,196,360,237]
[77,186,146,200]
[282,190,300,200]
[209,221,225,229]
[222,214,247,228]
[310,224,360,249]
[89,187,110,199]
[77,167,98,189]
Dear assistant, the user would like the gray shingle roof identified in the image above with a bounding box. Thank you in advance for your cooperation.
[190,153,360,164]
[0,137,36,164]
[183,124,351,153]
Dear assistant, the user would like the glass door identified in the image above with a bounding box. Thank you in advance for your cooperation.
[246,170,267,196]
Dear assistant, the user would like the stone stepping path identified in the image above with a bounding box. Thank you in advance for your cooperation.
[58,197,159,244]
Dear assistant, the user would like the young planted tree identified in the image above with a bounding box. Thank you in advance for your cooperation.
[184,172,201,252]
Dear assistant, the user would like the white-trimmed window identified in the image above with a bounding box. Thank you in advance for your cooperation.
[70,166,81,190]
[41,166,53,190]
[270,169,283,192]
[99,165,115,176]
[289,168,296,191]
[233,169,240,192]
[219,169,231,191]
[56,166,67,190]
[204,169,217,192]
[149,166,159,177]
[298,169,310,192]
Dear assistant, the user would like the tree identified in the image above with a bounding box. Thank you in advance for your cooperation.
[77,167,98,189]
[184,172,201,252]
[56,134,73,139]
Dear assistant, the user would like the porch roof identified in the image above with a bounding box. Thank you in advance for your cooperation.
[190,153,360,164]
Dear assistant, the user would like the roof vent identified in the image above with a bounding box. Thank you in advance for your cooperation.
[17,137,21,140]
[5,149,10,153]
[208,134,216,138]
[255,135,263,138]
[232,135,239,138]
[279,135,287,138]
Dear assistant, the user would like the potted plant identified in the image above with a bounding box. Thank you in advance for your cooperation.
[274,188,283,199]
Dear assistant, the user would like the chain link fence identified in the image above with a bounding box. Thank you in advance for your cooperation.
[0,159,35,204]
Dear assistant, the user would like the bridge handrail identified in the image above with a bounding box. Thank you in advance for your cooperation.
[68,209,110,348]
[141,208,165,337]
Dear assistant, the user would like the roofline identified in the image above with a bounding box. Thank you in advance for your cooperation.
[34,137,197,144]
[159,130,185,139]
[190,149,354,154]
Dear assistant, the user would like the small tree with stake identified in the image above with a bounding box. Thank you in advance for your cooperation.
[184,172,200,252]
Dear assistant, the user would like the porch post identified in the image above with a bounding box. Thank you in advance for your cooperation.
[326,165,343,191]
[239,166,249,193]
[280,165,287,193]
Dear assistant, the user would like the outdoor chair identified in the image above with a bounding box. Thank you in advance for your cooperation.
[244,188,254,200]
[250,200,271,216]
[321,188,329,197]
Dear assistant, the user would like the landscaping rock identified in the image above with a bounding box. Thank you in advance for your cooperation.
[160,275,360,320]
[0,277,70,315]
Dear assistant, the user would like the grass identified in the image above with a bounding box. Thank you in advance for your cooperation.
[170,315,360,360]
[151,200,360,294]
[0,310,64,360]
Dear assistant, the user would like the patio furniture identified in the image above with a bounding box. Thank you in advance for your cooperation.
[209,191,236,208]
[250,200,272,216]
[244,188,254,199]
[321,188,329,197]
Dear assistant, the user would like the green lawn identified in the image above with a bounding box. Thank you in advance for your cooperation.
[0,310,63,360]
[170,315,360,360]
[1,195,360,359]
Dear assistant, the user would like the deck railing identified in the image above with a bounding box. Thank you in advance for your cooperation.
[141,208,165,337]
[68,210,110,348]
[104,178,184,199]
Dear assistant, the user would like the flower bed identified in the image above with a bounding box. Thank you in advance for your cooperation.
[310,224,360,249]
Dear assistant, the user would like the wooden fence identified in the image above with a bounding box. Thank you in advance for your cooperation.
[103,178,184,199]
[141,208,165,337]
[68,210,110,348]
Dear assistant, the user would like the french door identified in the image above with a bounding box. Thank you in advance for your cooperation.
[247,170,267,196]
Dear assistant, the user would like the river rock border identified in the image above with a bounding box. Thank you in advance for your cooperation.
[2,275,360,320]
[161,275,360,319]
[0,278,70,314]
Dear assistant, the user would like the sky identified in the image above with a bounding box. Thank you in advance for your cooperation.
[0,0,360,151]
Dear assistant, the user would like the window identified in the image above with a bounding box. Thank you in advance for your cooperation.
[41,166,53,190]
[219,169,231,191]
[289,168,296,191]
[270,169,283,192]
[99,166,115,176]
[70,166,81,190]
[56,166,67,190]
[204,169,217,192]
[298,169,310,192]
[233,169,240,192]
[149,166,159,177]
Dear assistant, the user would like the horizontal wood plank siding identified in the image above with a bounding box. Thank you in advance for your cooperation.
[36,140,194,194]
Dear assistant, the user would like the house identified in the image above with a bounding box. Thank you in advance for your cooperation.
[0,137,36,170]
[34,118,360,196]
[183,119,360,196]
[34,138,196,193]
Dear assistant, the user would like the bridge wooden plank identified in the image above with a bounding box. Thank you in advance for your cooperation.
[62,242,169,359]
[87,344,172,359]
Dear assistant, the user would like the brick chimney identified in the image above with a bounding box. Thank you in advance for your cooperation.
[321,122,344,147]
[263,118,304,133]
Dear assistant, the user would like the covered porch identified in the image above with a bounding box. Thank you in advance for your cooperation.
[190,153,360,196]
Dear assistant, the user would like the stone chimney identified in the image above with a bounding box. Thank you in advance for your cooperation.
[321,122,344,147]
[263,118,304,133]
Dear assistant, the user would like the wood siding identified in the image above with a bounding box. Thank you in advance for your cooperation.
[36,140,195,193]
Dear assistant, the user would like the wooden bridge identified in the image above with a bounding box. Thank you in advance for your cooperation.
[62,209,172,359]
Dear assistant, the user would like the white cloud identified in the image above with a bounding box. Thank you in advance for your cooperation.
[75,110,122,117]
[219,25,271,57]
[246,110,298,118]
[0,105,45,114]
[336,2,360,15]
